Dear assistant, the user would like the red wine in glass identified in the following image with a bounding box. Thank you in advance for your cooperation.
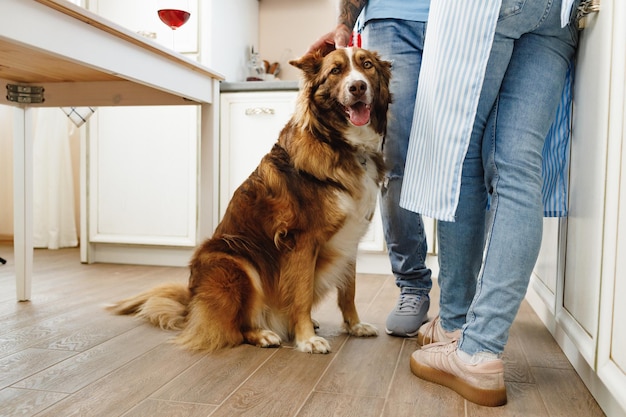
[158,9,190,30]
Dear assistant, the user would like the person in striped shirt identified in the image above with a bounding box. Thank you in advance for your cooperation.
[403,0,580,407]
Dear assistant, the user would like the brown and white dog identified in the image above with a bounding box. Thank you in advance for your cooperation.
[107,47,392,354]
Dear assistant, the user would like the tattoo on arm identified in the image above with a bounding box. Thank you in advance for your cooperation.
[338,0,367,30]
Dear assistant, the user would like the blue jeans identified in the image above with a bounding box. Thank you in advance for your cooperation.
[362,19,432,294]
[437,0,579,355]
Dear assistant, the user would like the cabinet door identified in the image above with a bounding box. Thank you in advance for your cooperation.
[606,93,626,411]
[559,5,613,365]
[597,0,626,410]
[88,106,198,247]
[531,218,564,313]
[219,92,298,217]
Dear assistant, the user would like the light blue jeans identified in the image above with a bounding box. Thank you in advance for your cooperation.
[362,20,432,295]
[438,0,580,355]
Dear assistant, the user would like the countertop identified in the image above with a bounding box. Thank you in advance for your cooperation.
[220,80,300,92]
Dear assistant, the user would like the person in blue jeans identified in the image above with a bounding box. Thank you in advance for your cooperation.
[406,0,581,407]
[309,0,433,338]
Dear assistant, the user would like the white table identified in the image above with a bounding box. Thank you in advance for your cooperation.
[1,0,223,301]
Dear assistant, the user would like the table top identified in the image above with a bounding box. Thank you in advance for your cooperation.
[0,0,223,107]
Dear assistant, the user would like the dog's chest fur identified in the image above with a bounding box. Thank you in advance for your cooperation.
[327,130,382,254]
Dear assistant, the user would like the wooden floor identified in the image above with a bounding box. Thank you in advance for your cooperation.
[0,244,606,417]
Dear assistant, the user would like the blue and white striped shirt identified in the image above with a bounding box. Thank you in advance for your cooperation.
[400,0,577,221]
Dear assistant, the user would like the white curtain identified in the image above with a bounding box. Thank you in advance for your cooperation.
[0,107,14,237]
[32,109,78,249]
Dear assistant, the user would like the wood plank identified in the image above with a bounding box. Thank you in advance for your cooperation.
[513,305,573,369]
[466,382,550,416]
[0,387,68,416]
[0,78,204,107]
[33,343,202,417]
[0,348,75,389]
[121,399,216,417]
[151,344,277,405]
[383,339,466,417]
[0,302,137,358]
[208,346,342,417]
[0,250,188,336]
[0,41,121,83]
[359,274,398,326]
[531,367,605,417]
[297,392,385,417]
[315,332,403,398]
[13,325,171,393]
[502,328,535,384]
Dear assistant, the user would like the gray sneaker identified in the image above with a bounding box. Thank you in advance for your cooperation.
[385,289,430,337]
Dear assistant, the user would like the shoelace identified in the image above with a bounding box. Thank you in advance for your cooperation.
[422,316,440,344]
[424,340,457,354]
[397,293,423,312]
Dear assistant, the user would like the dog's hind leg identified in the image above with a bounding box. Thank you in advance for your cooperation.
[175,297,245,351]
[176,256,267,351]
[242,329,281,348]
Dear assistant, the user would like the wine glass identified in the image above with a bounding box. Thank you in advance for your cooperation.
[157,2,191,50]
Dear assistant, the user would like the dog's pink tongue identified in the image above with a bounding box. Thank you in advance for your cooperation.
[348,103,371,126]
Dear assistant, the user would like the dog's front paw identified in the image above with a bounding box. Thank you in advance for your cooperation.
[296,336,331,354]
[345,322,378,337]
[244,329,282,348]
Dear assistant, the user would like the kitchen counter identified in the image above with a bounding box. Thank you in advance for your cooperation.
[221,80,300,92]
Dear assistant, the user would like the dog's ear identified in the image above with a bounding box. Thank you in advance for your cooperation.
[289,50,324,77]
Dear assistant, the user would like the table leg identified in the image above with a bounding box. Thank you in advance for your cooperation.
[13,107,34,301]
[198,82,220,240]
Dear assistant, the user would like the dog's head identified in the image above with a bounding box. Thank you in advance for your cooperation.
[290,47,392,137]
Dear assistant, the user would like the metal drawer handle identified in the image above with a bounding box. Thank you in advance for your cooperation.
[245,107,275,116]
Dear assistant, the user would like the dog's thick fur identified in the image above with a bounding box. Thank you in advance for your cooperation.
[107,47,392,354]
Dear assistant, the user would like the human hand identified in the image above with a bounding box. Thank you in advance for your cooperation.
[306,23,352,55]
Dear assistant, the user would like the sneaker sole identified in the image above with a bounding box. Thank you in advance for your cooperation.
[385,327,420,337]
[409,354,507,407]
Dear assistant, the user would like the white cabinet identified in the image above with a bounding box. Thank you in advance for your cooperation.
[83,105,200,266]
[219,91,298,218]
[528,1,626,415]
[87,106,199,248]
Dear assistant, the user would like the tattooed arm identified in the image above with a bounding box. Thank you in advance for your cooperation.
[306,0,367,54]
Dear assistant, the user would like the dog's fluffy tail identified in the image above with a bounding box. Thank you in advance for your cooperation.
[106,282,191,330]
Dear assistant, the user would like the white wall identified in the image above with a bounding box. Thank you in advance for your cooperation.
[201,0,259,81]
[0,106,14,239]
[259,0,338,81]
